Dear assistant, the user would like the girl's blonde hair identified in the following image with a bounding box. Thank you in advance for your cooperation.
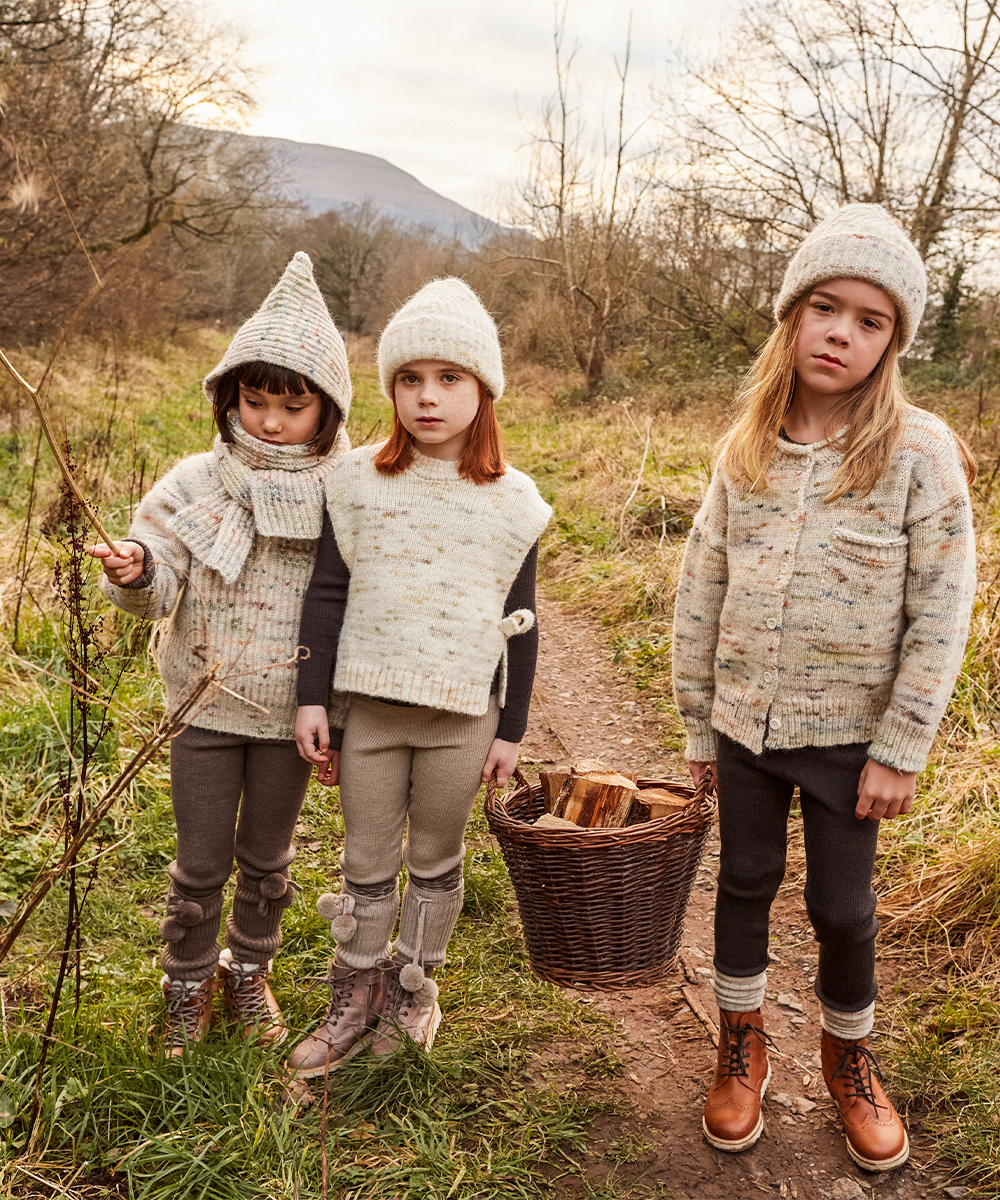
[720,295,977,499]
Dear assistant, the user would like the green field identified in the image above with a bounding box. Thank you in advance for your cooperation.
[1,333,999,1195]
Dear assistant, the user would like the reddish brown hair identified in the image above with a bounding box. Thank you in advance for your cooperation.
[374,377,506,484]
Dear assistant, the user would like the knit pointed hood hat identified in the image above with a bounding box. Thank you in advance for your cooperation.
[775,203,927,353]
[377,277,504,402]
[204,251,352,421]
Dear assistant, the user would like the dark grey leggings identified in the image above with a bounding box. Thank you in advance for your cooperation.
[163,725,313,981]
[713,733,879,1013]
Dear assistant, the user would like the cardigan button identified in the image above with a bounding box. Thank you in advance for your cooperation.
[763,671,774,683]
[770,717,782,730]
[766,618,777,629]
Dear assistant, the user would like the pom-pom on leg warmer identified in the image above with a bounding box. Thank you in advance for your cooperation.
[225,869,300,966]
[317,881,400,970]
[393,880,464,1006]
[161,885,225,983]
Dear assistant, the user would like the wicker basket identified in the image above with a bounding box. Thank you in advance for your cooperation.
[485,769,715,991]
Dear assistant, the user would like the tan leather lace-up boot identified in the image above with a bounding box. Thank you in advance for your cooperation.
[218,952,286,1046]
[822,1029,909,1171]
[702,1010,774,1151]
[160,975,218,1057]
[286,960,384,1079]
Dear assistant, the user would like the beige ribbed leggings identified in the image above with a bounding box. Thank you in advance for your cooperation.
[339,695,499,884]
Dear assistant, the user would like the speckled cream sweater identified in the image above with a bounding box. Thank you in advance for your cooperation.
[102,424,350,740]
[326,444,552,715]
[672,407,976,772]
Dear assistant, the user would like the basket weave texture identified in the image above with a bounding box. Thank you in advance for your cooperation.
[485,770,715,991]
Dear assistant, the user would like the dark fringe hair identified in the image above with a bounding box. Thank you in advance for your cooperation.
[374,378,506,483]
[211,361,341,456]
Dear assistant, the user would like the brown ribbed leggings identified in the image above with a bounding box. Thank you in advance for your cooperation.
[163,724,313,982]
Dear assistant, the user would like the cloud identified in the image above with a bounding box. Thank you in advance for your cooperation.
[209,0,732,213]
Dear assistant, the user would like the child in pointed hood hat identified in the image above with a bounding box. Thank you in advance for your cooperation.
[87,252,353,1054]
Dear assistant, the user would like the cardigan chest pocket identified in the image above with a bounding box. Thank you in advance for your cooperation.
[812,526,909,655]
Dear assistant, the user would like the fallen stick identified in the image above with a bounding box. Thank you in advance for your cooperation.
[681,984,719,1048]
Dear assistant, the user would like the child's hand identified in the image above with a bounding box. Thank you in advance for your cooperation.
[295,705,332,767]
[482,737,520,787]
[87,541,144,586]
[687,760,717,794]
[316,749,341,788]
[856,759,916,820]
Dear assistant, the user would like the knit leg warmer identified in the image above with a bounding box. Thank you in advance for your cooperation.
[317,881,400,970]
[225,868,300,965]
[160,884,225,983]
[395,880,464,969]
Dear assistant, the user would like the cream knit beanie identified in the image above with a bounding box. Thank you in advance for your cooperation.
[204,251,352,421]
[775,203,927,352]
[377,277,504,402]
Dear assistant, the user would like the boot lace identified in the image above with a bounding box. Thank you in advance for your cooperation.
[296,967,356,1024]
[832,1043,884,1114]
[165,981,208,1048]
[377,966,412,1025]
[720,1021,775,1080]
[224,961,269,1024]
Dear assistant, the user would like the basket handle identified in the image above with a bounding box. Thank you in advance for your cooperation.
[485,765,529,809]
[692,763,716,803]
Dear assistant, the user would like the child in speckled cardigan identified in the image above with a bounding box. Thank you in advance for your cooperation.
[672,204,976,1171]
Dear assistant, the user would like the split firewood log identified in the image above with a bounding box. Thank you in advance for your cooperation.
[533,812,581,831]
[552,760,639,828]
[538,772,569,811]
[629,787,694,823]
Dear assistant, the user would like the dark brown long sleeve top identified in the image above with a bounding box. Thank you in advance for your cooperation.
[297,511,540,748]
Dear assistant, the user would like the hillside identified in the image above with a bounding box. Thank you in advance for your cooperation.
[249,133,496,238]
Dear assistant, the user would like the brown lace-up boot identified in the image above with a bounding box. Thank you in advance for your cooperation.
[218,951,286,1046]
[822,1030,909,1171]
[286,959,384,1079]
[702,1010,774,1151]
[160,975,218,1057]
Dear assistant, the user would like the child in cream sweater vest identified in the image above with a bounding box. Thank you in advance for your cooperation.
[289,278,550,1078]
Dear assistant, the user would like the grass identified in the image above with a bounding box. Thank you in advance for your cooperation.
[2,334,1000,1193]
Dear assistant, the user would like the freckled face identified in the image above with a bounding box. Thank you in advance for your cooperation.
[793,278,897,399]
[393,360,481,461]
[238,385,323,445]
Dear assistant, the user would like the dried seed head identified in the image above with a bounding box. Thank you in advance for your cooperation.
[10,172,43,215]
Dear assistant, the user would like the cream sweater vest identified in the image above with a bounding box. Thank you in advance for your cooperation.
[326,445,552,715]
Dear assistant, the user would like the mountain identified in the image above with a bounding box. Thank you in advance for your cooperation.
[249,134,497,240]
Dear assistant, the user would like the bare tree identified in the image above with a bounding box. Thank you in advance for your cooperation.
[0,0,291,337]
[508,4,654,394]
[662,0,1000,265]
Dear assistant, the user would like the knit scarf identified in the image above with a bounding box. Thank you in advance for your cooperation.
[170,413,348,583]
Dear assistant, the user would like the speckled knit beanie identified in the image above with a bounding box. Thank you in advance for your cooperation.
[204,251,352,421]
[377,277,504,402]
[775,203,927,352]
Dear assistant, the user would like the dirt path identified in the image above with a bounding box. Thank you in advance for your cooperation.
[520,595,944,1200]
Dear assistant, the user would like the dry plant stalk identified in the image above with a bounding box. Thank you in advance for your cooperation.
[0,347,121,553]
[0,671,218,968]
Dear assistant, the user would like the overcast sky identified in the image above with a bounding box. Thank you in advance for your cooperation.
[207,0,734,215]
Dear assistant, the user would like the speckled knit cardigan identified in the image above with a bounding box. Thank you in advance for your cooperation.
[102,422,351,740]
[672,407,976,773]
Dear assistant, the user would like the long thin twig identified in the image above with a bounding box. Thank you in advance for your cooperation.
[0,672,217,967]
[0,348,120,552]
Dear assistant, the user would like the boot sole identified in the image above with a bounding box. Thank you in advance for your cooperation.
[846,1129,909,1173]
[702,1063,772,1152]
[287,1031,375,1080]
